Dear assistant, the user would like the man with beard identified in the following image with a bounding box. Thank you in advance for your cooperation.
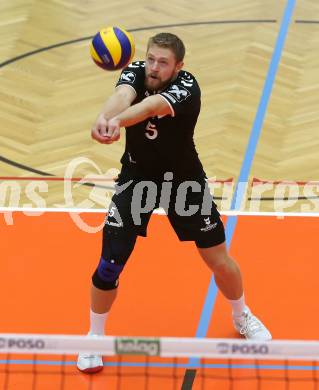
[77,32,271,373]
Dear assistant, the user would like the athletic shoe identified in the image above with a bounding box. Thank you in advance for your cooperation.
[233,307,272,341]
[77,353,103,373]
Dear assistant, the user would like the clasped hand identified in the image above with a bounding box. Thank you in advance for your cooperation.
[91,114,121,144]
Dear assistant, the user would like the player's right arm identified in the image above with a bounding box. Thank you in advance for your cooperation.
[91,84,136,144]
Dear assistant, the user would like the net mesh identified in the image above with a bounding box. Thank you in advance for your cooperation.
[1,334,319,390]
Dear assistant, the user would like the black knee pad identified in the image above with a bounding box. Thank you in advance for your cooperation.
[92,229,137,290]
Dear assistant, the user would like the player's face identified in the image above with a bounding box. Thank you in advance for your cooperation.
[145,45,183,91]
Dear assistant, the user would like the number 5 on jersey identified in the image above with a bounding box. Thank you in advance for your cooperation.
[145,121,158,140]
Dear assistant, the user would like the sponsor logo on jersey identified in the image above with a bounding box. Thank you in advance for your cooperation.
[120,71,136,83]
[161,92,176,103]
[180,72,194,87]
[165,85,191,102]
[128,61,145,68]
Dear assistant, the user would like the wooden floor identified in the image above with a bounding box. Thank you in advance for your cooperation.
[1,0,319,212]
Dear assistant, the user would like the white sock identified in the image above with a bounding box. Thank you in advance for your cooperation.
[229,295,246,318]
[89,309,108,335]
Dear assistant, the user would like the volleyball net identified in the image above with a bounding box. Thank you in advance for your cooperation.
[1,333,319,390]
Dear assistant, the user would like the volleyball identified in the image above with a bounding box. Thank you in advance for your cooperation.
[90,26,135,71]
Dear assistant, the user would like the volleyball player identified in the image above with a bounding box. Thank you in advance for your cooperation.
[77,32,271,373]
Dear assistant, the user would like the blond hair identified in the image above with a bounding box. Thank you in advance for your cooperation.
[147,32,185,62]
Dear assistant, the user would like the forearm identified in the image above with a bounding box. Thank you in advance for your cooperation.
[106,95,170,140]
[99,90,133,120]
[114,100,154,127]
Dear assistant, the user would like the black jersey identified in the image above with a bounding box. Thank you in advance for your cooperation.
[115,61,205,180]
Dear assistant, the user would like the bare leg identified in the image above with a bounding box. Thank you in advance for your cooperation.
[91,284,117,313]
[197,242,243,300]
[77,285,116,372]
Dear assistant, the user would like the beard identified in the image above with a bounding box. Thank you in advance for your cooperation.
[144,69,176,92]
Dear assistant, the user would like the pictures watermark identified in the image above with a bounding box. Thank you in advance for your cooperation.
[0,157,119,231]
[1,157,319,231]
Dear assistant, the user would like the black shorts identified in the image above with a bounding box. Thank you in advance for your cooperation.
[104,169,225,248]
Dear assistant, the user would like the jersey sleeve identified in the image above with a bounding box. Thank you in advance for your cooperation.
[159,72,201,117]
[115,61,145,97]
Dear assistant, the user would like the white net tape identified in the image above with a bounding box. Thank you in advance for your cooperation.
[1,334,319,361]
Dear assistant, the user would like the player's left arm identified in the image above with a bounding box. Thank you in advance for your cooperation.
[106,94,172,140]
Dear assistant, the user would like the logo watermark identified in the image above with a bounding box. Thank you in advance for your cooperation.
[1,157,319,230]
